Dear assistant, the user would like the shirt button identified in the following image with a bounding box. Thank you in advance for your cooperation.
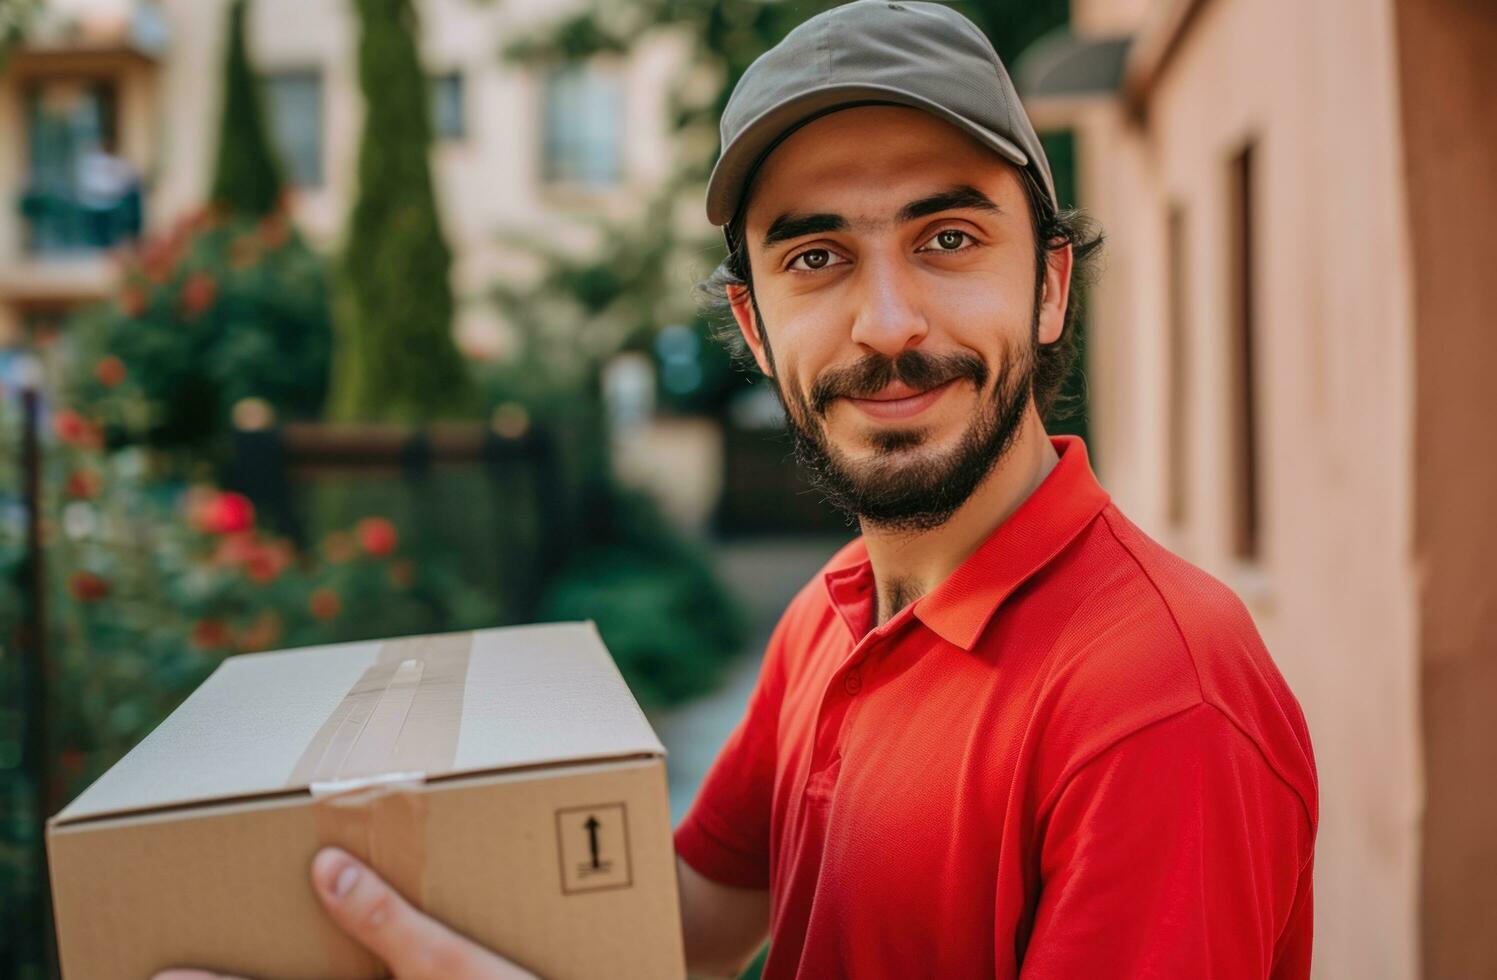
[844,668,862,695]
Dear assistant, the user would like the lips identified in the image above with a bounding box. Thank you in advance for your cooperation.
[845,379,959,420]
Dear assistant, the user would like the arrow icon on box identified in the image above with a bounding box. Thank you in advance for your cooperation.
[585,815,601,869]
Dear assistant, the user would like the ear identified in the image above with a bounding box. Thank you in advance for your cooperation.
[727,283,774,377]
[1036,241,1074,346]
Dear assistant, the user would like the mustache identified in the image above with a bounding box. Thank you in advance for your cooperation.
[809,349,990,417]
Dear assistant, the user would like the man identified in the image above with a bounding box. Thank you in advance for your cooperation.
[159,2,1316,978]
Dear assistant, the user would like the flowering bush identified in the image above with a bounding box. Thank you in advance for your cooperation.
[28,453,501,792]
[54,206,332,454]
[0,388,500,941]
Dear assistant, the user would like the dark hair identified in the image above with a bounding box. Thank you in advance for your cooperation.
[696,162,1106,423]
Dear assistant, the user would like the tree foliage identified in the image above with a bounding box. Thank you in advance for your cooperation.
[209,0,285,218]
[505,0,1069,183]
[0,0,39,69]
[327,0,476,422]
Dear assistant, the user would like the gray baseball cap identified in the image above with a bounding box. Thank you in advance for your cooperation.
[706,0,1057,232]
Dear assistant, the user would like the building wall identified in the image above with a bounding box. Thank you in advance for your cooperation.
[1393,1,1497,975]
[1070,0,1151,35]
[1070,0,1421,975]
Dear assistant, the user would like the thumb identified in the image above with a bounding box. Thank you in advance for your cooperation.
[311,847,535,979]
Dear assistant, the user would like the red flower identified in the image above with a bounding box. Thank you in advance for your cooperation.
[195,204,227,232]
[258,212,291,250]
[309,587,342,620]
[52,409,104,450]
[321,530,358,563]
[190,618,232,650]
[139,239,178,283]
[118,284,148,317]
[228,234,261,270]
[210,530,258,567]
[180,272,219,318]
[238,610,283,651]
[245,552,278,583]
[64,469,102,499]
[356,516,398,557]
[67,571,111,602]
[245,540,293,584]
[191,491,255,535]
[94,355,127,387]
[53,409,85,442]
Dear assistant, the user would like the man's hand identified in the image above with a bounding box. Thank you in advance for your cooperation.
[152,846,539,980]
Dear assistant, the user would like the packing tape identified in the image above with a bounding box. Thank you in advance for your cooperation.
[290,631,473,978]
[311,778,429,978]
[291,631,473,786]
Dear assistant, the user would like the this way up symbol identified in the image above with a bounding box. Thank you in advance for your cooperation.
[585,815,602,869]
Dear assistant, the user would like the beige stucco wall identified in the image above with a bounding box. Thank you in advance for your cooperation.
[1069,0,1421,975]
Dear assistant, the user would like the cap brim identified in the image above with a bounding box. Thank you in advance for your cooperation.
[706,82,1031,227]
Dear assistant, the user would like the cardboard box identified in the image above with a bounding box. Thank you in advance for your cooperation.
[47,622,687,980]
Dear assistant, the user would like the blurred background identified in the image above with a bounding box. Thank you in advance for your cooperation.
[0,0,1492,977]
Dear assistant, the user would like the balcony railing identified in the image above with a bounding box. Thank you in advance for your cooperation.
[17,183,142,256]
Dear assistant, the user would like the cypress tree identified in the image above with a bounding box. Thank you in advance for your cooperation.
[209,0,284,217]
[326,0,475,422]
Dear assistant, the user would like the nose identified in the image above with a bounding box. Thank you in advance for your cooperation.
[848,256,929,358]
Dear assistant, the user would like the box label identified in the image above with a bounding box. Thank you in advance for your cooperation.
[556,802,633,894]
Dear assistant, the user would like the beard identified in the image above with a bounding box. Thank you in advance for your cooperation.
[758,304,1038,533]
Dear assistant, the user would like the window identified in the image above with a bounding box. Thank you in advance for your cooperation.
[19,78,139,254]
[262,70,324,187]
[1165,203,1189,526]
[540,61,622,188]
[1227,143,1260,561]
[430,72,465,141]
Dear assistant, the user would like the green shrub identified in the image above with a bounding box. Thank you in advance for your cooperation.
[210,0,285,218]
[536,486,747,708]
[8,432,500,793]
[56,208,332,456]
[0,394,499,964]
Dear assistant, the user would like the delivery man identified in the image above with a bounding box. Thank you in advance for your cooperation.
[158,2,1317,978]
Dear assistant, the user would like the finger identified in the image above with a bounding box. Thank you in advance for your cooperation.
[311,846,530,979]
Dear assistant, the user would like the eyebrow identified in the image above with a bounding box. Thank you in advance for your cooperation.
[897,185,1003,222]
[762,212,847,249]
[759,184,1003,250]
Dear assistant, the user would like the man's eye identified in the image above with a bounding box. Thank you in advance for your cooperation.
[922,229,973,252]
[789,248,843,272]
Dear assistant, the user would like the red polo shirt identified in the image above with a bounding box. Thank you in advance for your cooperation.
[674,434,1317,978]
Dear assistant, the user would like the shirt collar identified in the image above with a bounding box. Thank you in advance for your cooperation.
[821,434,1110,651]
